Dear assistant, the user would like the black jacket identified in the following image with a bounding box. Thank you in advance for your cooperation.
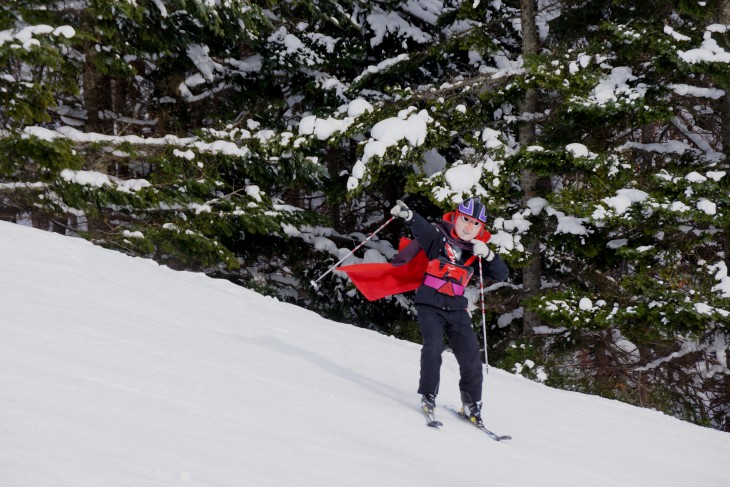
[403,212,509,311]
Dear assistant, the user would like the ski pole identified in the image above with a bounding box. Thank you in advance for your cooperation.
[478,256,489,373]
[310,216,395,290]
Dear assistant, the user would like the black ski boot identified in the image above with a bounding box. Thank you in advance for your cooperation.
[421,393,442,427]
[461,401,484,426]
[460,391,483,426]
[421,393,437,414]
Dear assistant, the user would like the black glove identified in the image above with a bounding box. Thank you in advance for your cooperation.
[390,200,413,221]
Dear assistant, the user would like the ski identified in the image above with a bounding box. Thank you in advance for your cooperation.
[421,405,443,428]
[446,407,511,441]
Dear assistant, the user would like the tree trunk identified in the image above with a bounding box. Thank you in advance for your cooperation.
[519,0,544,334]
[80,7,113,135]
[718,0,730,269]
[83,48,113,134]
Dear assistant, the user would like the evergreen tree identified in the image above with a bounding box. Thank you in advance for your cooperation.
[1,1,324,275]
[509,0,730,430]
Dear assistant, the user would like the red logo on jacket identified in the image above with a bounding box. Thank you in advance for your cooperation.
[445,243,457,262]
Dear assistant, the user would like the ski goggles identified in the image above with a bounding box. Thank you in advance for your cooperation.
[457,199,488,224]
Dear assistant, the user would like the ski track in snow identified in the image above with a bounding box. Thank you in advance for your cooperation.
[1,220,729,487]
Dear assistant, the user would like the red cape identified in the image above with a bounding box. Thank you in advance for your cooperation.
[337,238,428,301]
[337,214,492,302]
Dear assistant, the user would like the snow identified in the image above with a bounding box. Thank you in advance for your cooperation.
[366,10,431,47]
[369,110,429,151]
[607,238,628,249]
[1,24,76,49]
[151,0,168,18]
[2,222,730,487]
[481,127,505,148]
[619,139,695,156]
[60,169,111,188]
[669,83,725,99]
[245,184,262,202]
[664,26,691,42]
[444,164,482,192]
[298,99,375,141]
[347,98,374,117]
[347,109,431,189]
[117,178,152,193]
[678,26,730,64]
[352,54,410,84]
[497,307,524,329]
[23,125,258,160]
[526,197,547,215]
[53,25,76,39]
[555,215,589,235]
[402,0,442,25]
[569,54,592,74]
[566,143,589,158]
[706,170,726,181]
[612,330,640,365]
[299,114,354,140]
[593,188,650,218]
[186,44,223,81]
[710,261,730,298]
[587,67,647,106]
[60,169,151,193]
[697,198,717,215]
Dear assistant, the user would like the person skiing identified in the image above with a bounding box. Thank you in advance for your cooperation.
[387,198,509,426]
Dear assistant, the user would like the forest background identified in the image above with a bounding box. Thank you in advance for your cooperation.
[1,0,728,431]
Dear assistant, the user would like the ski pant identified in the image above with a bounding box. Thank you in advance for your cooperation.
[416,305,483,403]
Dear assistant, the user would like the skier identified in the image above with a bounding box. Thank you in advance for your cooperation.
[388,198,509,426]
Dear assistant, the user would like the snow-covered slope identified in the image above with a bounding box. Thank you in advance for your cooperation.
[1,221,728,487]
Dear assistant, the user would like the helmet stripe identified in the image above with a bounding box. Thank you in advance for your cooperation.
[477,204,488,223]
[457,198,488,224]
[458,199,475,217]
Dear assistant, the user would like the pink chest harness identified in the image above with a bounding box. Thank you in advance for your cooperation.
[422,275,465,297]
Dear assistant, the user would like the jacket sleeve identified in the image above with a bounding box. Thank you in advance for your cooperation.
[474,252,509,282]
[404,213,443,260]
